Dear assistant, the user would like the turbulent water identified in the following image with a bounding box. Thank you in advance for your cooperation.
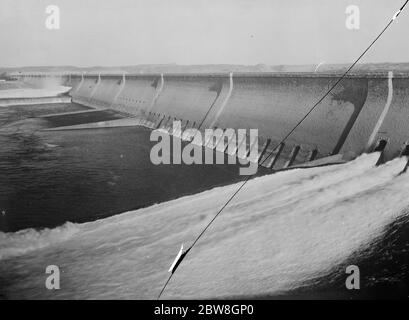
[1,153,408,299]
[0,86,71,99]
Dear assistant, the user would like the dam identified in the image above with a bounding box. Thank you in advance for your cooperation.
[16,71,409,171]
[3,72,409,299]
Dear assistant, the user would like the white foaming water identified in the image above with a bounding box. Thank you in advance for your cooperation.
[1,153,408,299]
[0,223,80,260]
[0,86,71,99]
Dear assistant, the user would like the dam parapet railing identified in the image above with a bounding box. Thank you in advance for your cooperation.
[15,71,409,171]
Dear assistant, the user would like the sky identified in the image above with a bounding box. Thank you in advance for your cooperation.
[1,0,409,67]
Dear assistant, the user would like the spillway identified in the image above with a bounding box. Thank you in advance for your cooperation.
[16,71,409,170]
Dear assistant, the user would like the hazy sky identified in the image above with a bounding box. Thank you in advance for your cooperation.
[1,0,408,67]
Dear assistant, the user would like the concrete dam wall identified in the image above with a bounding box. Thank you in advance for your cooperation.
[19,72,409,170]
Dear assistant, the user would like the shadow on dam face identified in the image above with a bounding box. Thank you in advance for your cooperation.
[330,79,369,155]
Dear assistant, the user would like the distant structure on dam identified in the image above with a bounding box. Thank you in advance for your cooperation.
[17,71,409,170]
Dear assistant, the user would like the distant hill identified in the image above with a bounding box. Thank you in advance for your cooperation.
[2,62,409,75]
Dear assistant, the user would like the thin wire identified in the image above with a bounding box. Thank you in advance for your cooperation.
[157,271,174,299]
[157,1,409,299]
